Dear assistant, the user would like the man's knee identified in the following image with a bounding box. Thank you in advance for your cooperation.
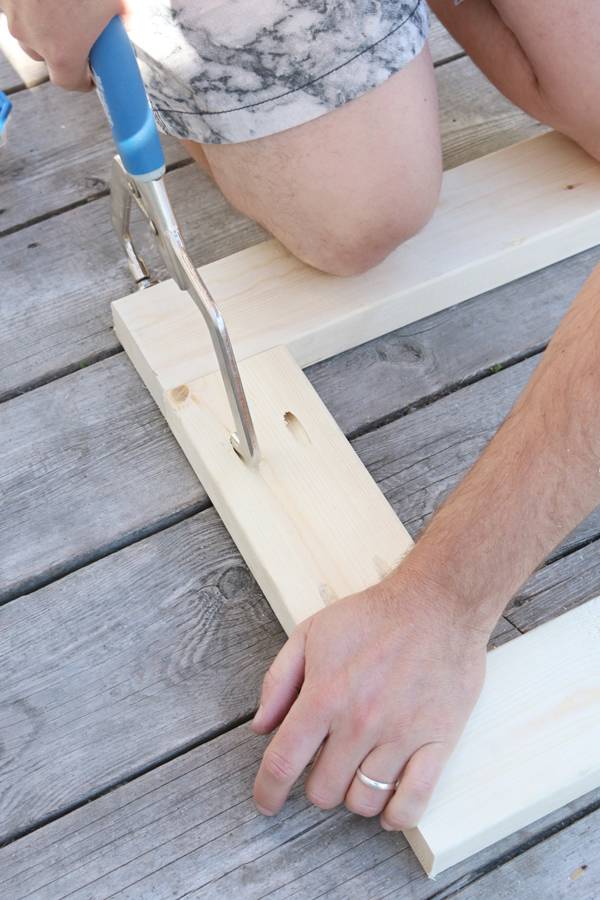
[295,171,442,277]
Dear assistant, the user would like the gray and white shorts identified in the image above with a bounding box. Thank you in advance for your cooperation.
[127,1,429,145]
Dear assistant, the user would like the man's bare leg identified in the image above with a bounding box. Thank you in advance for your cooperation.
[429,0,600,160]
[182,47,441,276]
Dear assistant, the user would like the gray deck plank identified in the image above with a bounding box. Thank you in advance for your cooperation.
[0,164,266,402]
[506,539,600,633]
[0,81,188,235]
[429,13,463,64]
[1,51,542,399]
[3,248,600,602]
[1,716,597,900]
[454,808,600,899]
[0,502,513,845]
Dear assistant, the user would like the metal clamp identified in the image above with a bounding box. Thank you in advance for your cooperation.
[110,157,260,464]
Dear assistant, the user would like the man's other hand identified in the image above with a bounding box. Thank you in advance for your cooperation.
[251,571,487,830]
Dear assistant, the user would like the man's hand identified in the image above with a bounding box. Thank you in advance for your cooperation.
[3,0,125,90]
[252,257,600,828]
[252,572,486,829]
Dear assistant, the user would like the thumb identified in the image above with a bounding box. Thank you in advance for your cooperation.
[252,620,310,734]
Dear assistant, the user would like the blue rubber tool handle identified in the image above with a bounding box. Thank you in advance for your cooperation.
[90,16,165,179]
[0,90,12,139]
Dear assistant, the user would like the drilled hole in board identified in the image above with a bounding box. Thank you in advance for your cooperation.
[284,411,311,445]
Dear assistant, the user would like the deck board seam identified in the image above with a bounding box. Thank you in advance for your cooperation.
[2,75,49,95]
[0,346,123,404]
[2,344,596,613]
[433,51,466,69]
[428,793,600,899]
[0,156,194,241]
[0,346,547,606]
[346,343,546,441]
[0,712,255,851]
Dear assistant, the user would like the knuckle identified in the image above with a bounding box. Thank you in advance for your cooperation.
[383,804,421,831]
[305,785,338,810]
[345,795,382,818]
[262,748,295,784]
[304,687,334,721]
[349,704,379,740]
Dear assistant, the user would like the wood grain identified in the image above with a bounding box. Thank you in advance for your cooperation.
[1,715,597,899]
[429,12,463,65]
[0,509,279,844]
[122,343,413,635]
[0,81,188,234]
[6,275,600,604]
[454,807,600,899]
[0,165,266,402]
[0,505,513,845]
[437,56,546,170]
[115,133,600,398]
[507,539,600,633]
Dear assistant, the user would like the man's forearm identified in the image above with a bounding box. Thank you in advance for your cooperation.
[399,263,600,632]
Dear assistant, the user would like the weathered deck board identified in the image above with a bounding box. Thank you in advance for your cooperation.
[0,165,266,402]
[1,51,543,400]
[429,13,463,64]
[454,808,600,899]
[1,717,597,900]
[0,81,188,235]
[3,250,600,602]
[507,539,600,633]
[0,503,514,845]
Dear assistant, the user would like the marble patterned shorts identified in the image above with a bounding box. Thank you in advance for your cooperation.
[127,1,429,145]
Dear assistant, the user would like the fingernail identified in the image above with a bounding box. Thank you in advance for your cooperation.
[381,819,393,831]
[252,704,264,727]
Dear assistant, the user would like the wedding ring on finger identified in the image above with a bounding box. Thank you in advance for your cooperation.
[356,766,399,792]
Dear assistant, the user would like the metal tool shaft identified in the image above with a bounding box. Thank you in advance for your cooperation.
[92,18,259,464]
[111,158,260,463]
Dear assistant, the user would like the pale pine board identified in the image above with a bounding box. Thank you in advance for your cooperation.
[115,275,600,876]
[124,342,413,634]
[405,596,600,875]
[114,132,600,396]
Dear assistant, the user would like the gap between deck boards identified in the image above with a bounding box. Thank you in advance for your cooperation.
[0,341,546,606]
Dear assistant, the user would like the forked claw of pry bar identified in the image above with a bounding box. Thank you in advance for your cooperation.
[110,156,260,465]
